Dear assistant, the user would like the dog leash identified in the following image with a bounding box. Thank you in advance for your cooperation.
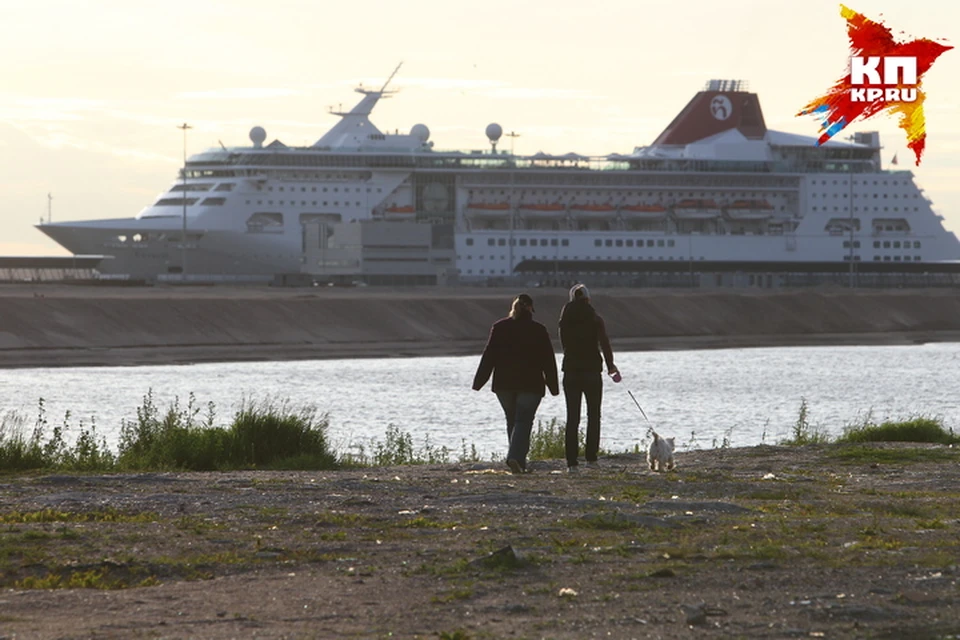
[626,390,649,423]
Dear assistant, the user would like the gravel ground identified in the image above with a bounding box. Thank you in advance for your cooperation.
[2,443,960,639]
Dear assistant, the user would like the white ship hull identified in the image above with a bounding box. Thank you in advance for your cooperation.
[35,75,960,283]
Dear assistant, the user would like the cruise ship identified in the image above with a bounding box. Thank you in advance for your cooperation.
[37,71,960,285]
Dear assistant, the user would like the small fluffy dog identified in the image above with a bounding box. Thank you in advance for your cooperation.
[647,432,676,472]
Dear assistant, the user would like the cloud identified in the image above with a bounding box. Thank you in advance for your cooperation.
[390,77,502,91]
[0,94,105,123]
[477,87,596,101]
[177,87,302,100]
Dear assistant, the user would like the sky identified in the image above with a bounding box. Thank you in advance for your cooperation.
[1,0,957,256]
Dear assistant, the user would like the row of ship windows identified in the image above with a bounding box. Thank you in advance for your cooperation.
[814,179,906,187]
[815,207,919,212]
[170,183,234,192]
[464,237,678,249]
[839,256,925,262]
[258,185,383,194]
[156,197,221,206]
[842,241,923,249]
[459,256,699,267]
[811,193,918,199]
[470,190,777,198]
[468,237,569,247]
[245,200,363,207]
[457,255,925,274]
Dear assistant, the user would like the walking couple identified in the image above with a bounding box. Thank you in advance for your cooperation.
[472,285,619,474]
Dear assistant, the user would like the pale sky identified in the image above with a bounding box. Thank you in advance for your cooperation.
[1,0,957,255]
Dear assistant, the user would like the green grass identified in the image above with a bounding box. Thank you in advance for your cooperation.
[3,394,957,474]
[528,417,609,461]
[836,416,959,445]
[1,392,338,473]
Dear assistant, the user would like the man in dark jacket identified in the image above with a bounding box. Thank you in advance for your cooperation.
[559,284,618,472]
[473,293,560,474]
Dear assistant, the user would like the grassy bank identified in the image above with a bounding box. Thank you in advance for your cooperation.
[2,394,957,474]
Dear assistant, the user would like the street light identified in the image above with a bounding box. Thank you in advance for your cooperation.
[178,122,192,282]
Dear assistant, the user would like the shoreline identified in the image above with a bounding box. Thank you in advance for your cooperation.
[3,330,959,369]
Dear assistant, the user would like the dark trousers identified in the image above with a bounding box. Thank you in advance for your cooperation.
[496,391,542,469]
[563,370,602,466]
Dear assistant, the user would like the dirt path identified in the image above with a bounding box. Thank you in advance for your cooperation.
[2,443,959,639]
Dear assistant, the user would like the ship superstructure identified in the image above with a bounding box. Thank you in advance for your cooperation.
[37,75,960,284]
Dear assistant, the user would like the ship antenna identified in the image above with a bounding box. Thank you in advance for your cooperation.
[380,61,403,93]
[506,131,520,155]
[48,192,53,224]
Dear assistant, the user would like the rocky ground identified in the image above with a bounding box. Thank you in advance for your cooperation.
[2,443,960,639]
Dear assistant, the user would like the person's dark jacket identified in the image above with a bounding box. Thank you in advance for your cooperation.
[558,299,615,372]
[472,314,560,396]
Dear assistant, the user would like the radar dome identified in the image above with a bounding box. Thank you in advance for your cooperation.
[485,123,503,142]
[249,126,267,148]
[410,123,430,142]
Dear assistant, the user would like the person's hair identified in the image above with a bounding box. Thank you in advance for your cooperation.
[510,296,533,318]
[571,284,590,301]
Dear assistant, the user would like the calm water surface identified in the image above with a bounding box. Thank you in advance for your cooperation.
[2,343,958,458]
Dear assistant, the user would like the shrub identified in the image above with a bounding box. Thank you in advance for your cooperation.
[837,416,958,445]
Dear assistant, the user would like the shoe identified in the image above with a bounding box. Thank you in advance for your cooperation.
[566,465,579,474]
[585,460,599,469]
[507,459,523,475]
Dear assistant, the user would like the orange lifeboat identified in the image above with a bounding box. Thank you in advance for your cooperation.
[620,203,667,220]
[726,199,773,210]
[673,198,720,219]
[518,203,566,218]
[724,199,774,220]
[621,204,666,213]
[569,203,616,219]
[466,202,510,210]
[569,204,615,211]
[519,203,565,211]
[383,204,416,220]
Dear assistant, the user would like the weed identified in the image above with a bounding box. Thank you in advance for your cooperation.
[781,398,830,446]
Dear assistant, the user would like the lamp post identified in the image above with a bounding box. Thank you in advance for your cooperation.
[178,122,192,282]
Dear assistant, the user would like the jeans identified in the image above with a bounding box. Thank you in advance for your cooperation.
[563,371,603,466]
[496,391,542,470]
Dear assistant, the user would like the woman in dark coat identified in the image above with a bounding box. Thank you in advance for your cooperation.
[558,284,618,472]
[473,294,559,474]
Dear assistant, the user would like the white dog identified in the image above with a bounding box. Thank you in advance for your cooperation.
[647,432,676,472]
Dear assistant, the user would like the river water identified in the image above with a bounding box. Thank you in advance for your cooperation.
[2,343,958,459]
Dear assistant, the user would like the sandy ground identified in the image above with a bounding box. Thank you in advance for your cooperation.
[2,444,960,639]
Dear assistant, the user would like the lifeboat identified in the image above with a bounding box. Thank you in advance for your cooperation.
[569,203,616,220]
[724,199,775,220]
[518,203,567,219]
[672,198,721,220]
[466,202,510,210]
[465,201,511,220]
[383,204,416,220]
[620,203,667,220]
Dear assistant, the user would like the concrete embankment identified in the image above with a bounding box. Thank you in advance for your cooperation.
[1,285,960,368]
